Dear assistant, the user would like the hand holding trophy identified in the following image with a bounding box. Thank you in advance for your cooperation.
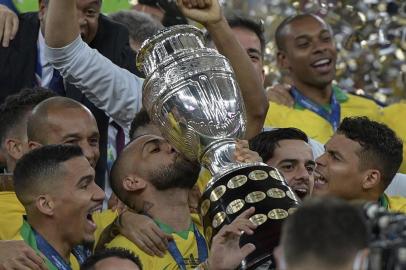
[137,0,300,268]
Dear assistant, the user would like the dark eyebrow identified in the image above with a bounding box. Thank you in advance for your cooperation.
[76,175,94,188]
[294,34,311,41]
[305,160,316,167]
[247,48,262,56]
[327,149,344,160]
[61,133,81,140]
[319,29,331,35]
[295,29,331,42]
[61,131,99,140]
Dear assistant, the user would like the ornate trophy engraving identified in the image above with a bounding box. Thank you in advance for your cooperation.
[137,25,300,269]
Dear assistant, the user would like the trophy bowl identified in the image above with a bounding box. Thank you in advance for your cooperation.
[137,25,300,269]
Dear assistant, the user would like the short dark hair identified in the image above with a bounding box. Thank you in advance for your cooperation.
[281,197,368,268]
[275,13,331,51]
[81,248,142,270]
[14,144,83,206]
[129,108,151,140]
[205,12,265,58]
[109,10,163,47]
[337,117,403,189]
[249,128,309,162]
[227,13,265,57]
[0,87,55,147]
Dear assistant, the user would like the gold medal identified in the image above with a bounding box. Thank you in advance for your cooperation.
[200,199,210,216]
[227,175,248,189]
[268,208,289,220]
[245,191,266,203]
[248,170,268,181]
[205,226,213,243]
[269,169,284,181]
[212,211,226,228]
[266,188,286,199]
[249,214,268,226]
[226,199,245,215]
[210,185,226,202]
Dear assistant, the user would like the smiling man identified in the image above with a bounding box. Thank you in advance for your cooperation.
[264,14,381,144]
[313,117,406,212]
[249,128,315,199]
[14,144,105,269]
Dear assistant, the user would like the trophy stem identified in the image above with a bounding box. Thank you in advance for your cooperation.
[200,138,239,176]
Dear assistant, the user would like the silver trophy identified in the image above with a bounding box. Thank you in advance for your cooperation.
[137,25,299,269]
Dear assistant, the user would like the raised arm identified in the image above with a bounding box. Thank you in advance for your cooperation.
[177,0,268,139]
[44,0,78,48]
[44,0,143,129]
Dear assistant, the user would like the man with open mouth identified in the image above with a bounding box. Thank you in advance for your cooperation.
[13,144,105,269]
[264,13,382,147]
[250,128,315,200]
[313,116,406,213]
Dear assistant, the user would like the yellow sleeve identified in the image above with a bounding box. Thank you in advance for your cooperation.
[388,196,406,214]
[0,192,26,240]
[196,169,212,194]
[70,255,80,270]
[92,209,118,244]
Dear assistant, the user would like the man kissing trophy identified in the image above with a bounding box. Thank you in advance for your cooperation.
[137,24,299,269]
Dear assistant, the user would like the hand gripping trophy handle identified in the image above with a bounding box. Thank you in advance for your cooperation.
[137,25,300,269]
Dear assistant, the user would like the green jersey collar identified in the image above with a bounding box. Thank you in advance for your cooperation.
[155,219,194,240]
[293,85,349,110]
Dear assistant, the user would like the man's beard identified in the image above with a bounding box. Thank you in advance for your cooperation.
[148,155,201,190]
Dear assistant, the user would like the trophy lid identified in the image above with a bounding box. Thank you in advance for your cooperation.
[136,25,206,77]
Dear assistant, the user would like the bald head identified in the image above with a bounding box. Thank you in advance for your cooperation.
[27,97,100,168]
[110,139,141,206]
[275,13,332,51]
[110,134,200,209]
[27,97,86,144]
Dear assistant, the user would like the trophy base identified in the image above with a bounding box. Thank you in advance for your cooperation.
[200,164,300,269]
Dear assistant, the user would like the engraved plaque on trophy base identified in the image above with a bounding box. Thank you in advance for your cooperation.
[200,164,300,269]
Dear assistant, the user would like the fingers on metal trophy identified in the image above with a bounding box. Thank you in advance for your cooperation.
[137,25,300,269]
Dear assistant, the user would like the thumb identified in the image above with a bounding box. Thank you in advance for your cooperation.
[240,243,256,258]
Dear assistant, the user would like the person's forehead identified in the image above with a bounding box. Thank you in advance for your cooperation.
[285,15,329,36]
[274,139,313,159]
[63,156,94,176]
[44,109,98,141]
[76,0,101,7]
[231,27,261,47]
[48,107,96,125]
[326,134,361,153]
[129,134,165,151]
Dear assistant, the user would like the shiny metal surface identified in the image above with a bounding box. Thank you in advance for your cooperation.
[137,25,247,176]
